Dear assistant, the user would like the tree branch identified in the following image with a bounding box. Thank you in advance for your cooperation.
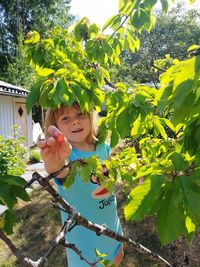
[0,230,37,267]
[63,242,101,267]
[31,171,172,266]
[1,170,172,267]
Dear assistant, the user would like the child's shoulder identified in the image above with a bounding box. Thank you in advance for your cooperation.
[96,142,110,157]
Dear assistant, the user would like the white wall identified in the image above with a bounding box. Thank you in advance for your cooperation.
[0,95,33,146]
[0,95,14,138]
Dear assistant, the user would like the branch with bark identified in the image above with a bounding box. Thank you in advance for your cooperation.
[0,168,172,267]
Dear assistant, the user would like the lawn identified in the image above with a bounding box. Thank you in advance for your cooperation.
[0,156,200,266]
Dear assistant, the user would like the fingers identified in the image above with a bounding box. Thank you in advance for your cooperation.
[48,125,66,143]
[60,137,72,155]
[38,140,47,149]
[46,136,56,146]
[39,125,71,158]
[38,137,56,149]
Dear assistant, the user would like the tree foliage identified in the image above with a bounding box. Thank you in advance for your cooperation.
[0,0,73,86]
[1,0,200,259]
[0,134,30,235]
[110,2,200,85]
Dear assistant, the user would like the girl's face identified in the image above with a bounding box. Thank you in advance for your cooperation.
[57,105,92,146]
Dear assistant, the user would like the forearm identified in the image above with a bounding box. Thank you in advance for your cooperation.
[44,160,69,178]
[56,166,69,179]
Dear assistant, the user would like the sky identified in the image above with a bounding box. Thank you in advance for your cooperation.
[70,0,200,28]
[70,0,118,27]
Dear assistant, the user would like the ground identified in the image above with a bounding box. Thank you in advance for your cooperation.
[0,183,200,267]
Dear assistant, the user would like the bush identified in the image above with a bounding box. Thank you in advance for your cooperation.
[0,135,28,176]
[29,150,41,164]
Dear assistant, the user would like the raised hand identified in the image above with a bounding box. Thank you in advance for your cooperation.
[38,125,71,175]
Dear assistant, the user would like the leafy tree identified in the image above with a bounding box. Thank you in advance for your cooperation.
[0,134,30,235]
[0,0,74,84]
[0,0,200,266]
[110,2,200,85]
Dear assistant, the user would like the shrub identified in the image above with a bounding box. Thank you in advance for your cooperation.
[29,150,41,164]
[0,135,28,176]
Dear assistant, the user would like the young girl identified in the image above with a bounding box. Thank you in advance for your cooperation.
[39,103,123,267]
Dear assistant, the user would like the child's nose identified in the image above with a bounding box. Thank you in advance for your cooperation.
[72,117,80,125]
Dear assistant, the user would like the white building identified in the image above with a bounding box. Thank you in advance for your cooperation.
[0,80,33,146]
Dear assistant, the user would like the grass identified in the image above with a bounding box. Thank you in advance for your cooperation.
[29,150,41,164]
[0,186,66,267]
[0,184,168,267]
[1,141,200,266]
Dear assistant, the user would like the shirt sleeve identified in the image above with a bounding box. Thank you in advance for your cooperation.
[105,142,111,157]
[54,177,64,185]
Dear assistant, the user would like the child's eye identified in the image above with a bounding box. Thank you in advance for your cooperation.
[77,112,87,119]
[62,116,69,122]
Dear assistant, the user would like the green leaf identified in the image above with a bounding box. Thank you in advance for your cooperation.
[179,175,200,219]
[172,92,196,125]
[173,80,194,109]
[156,85,173,113]
[187,44,200,52]
[93,89,105,109]
[154,117,167,140]
[131,8,148,30]
[79,166,91,183]
[37,68,55,77]
[116,108,133,138]
[63,175,74,189]
[87,156,101,170]
[102,15,120,32]
[25,31,40,44]
[0,174,26,187]
[3,210,16,235]
[0,182,16,210]
[124,175,163,221]
[160,118,175,132]
[157,188,187,244]
[170,152,188,171]
[110,128,119,148]
[131,114,142,138]
[11,186,30,202]
[185,216,196,236]
[134,93,146,107]
[26,79,44,113]
[74,24,82,41]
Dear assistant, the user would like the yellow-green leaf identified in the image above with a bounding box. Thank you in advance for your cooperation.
[37,68,55,77]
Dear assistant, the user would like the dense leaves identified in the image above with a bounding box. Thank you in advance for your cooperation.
[0,0,73,87]
[0,135,30,234]
[23,0,200,245]
[1,0,200,246]
[110,3,200,85]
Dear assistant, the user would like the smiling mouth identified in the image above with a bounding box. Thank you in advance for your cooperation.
[72,129,83,133]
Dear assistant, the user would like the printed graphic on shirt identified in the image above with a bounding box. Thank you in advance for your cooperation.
[90,165,110,199]
[98,195,115,209]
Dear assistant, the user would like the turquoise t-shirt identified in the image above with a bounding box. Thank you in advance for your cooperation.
[54,143,123,267]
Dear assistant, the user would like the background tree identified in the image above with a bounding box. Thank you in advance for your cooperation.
[0,0,74,86]
[109,2,200,85]
[1,0,200,266]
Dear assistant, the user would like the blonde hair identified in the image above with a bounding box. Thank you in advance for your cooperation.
[45,103,98,144]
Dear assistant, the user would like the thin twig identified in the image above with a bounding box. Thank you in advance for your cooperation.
[34,213,76,266]
[63,242,100,267]
[33,171,172,266]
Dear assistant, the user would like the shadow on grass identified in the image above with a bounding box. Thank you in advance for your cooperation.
[116,188,200,267]
[0,187,67,267]
[1,184,200,267]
